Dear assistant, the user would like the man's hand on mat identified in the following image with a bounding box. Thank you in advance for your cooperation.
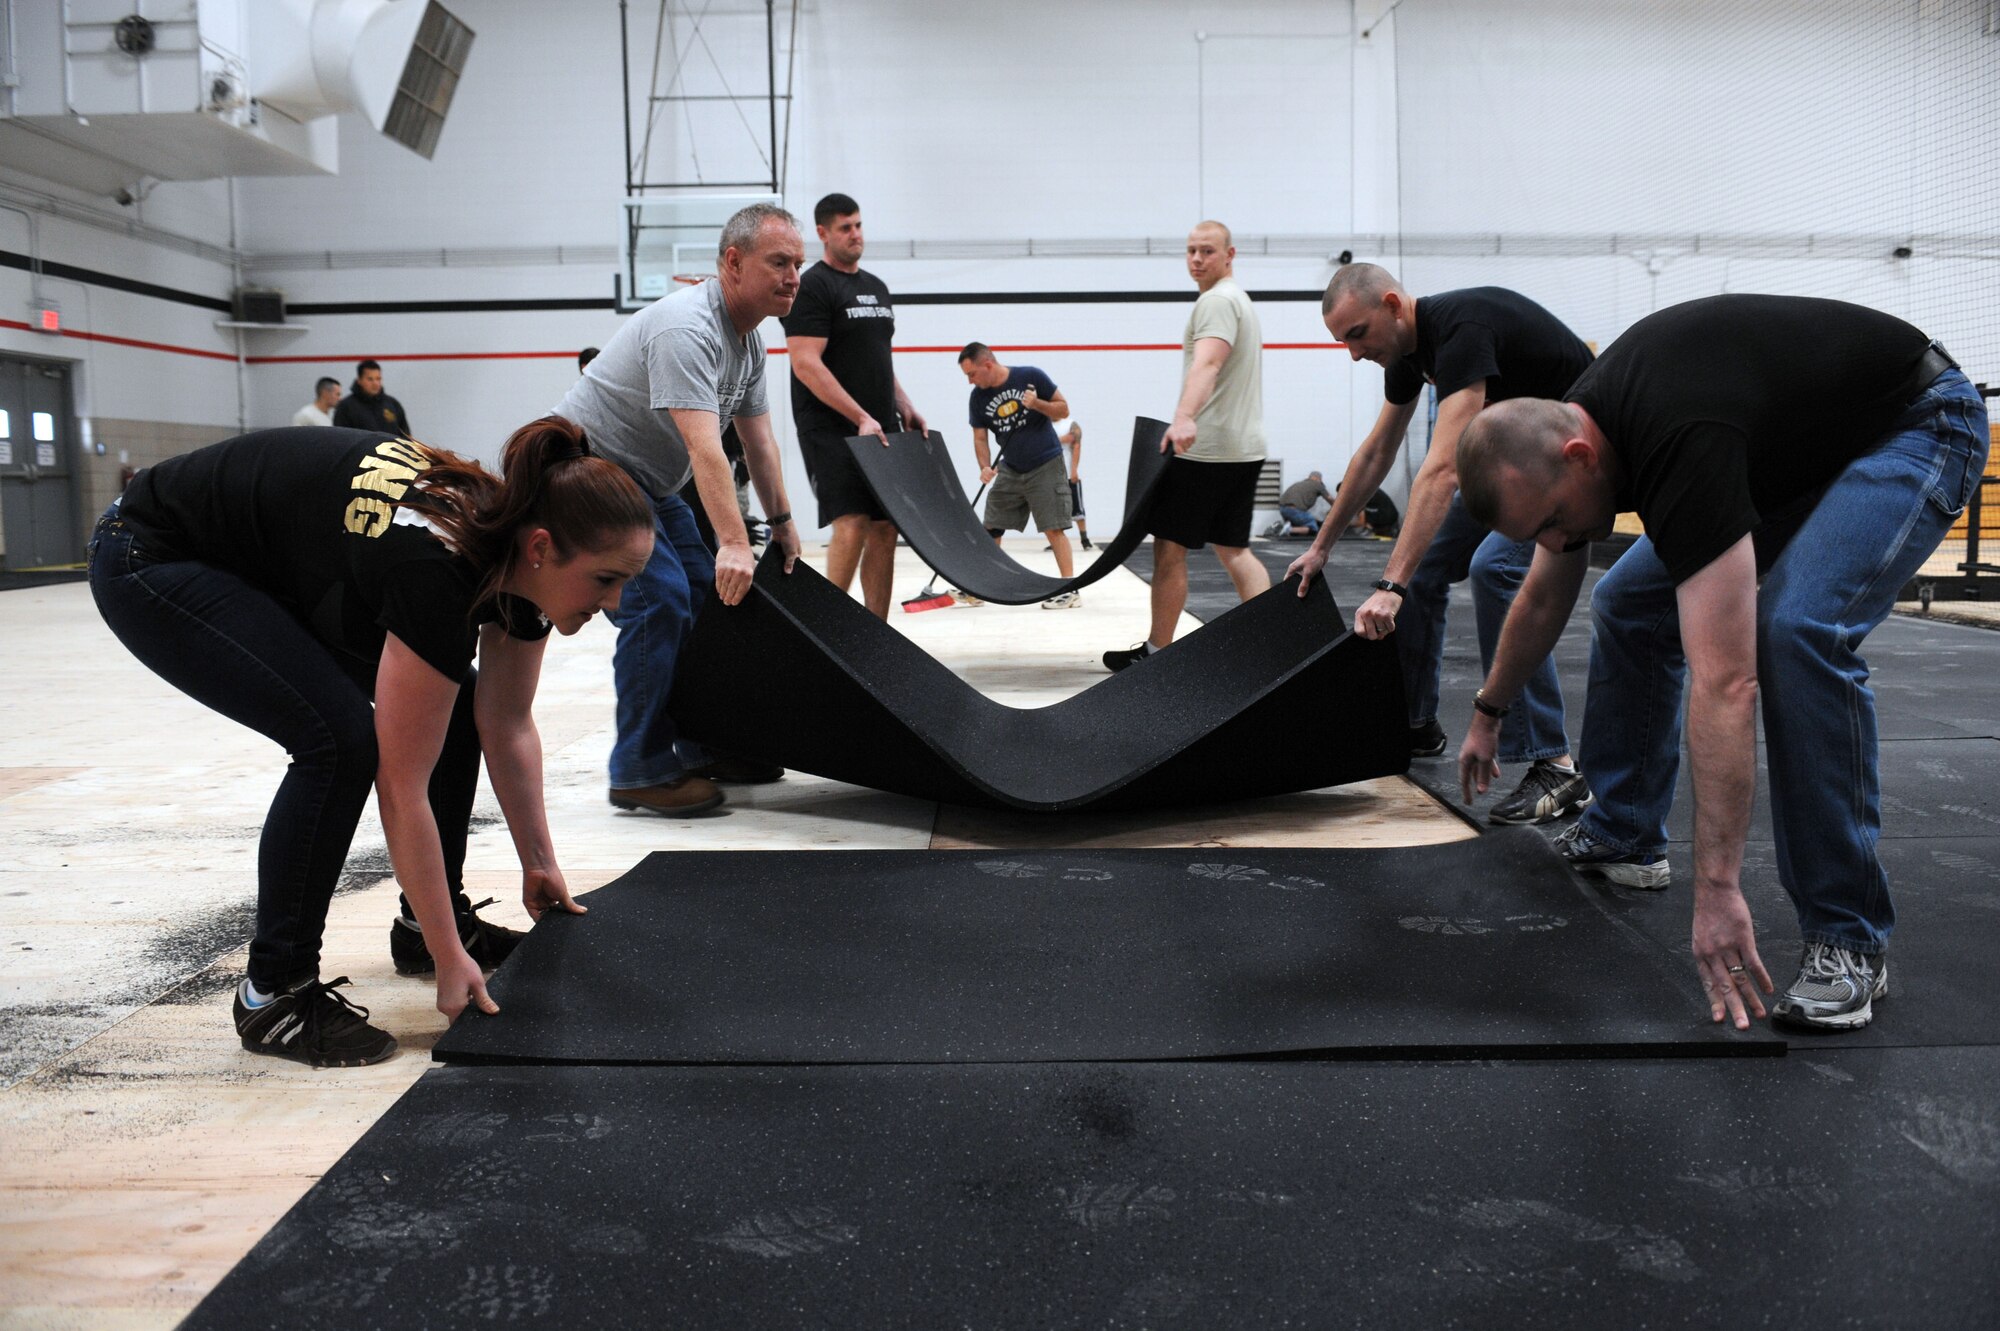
[1459,716,1501,803]
[855,413,888,443]
[1284,546,1327,595]
[1692,888,1773,1030]
[903,405,927,436]
[715,541,757,605]
[437,948,499,1021]
[1353,589,1401,639]
[523,866,585,922]
[774,518,801,574]
[1164,417,1197,454]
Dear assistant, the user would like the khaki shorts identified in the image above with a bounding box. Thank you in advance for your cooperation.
[983,456,1073,534]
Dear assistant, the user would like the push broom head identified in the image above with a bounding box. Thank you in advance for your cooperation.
[901,589,956,613]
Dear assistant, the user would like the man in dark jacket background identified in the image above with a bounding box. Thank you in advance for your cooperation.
[331,359,414,436]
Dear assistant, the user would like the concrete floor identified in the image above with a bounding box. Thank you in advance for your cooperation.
[0,539,1468,1328]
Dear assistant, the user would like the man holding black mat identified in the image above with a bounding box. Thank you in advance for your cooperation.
[1455,294,1987,1033]
[784,192,928,620]
[1289,264,1594,827]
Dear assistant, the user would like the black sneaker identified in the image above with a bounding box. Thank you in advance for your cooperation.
[1104,641,1155,672]
[234,976,397,1068]
[391,897,526,977]
[1409,719,1447,758]
[1553,821,1671,890]
[1488,760,1594,825]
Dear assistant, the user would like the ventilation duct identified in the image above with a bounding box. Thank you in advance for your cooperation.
[0,0,475,194]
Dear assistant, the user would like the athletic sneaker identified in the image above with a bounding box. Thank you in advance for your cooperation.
[1042,591,1080,609]
[1772,940,1889,1031]
[234,976,397,1068]
[1409,719,1448,758]
[1103,641,1155,672]
[391,897,526,977]
[953,590,984,607]
[1488,760,1594,825]
[1553,821,1671,890]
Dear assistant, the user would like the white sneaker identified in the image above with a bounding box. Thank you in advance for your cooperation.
[1041,591,1080,609]
[953,590,984,607]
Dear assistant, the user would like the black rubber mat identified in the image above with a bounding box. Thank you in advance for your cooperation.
[185,1051,2000,1329]
[666,547,1409,812]
[1599,835,2000,1049]
[846,418,1171,604]
[434,832,1774,1065]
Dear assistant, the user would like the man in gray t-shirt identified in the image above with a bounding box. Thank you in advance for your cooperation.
[553,204,804,816]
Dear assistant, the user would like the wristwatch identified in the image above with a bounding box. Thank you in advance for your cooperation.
[1372,578,1408,598]
[1472,689,1511,719]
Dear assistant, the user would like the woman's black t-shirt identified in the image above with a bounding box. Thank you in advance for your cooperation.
[118,428,551,679]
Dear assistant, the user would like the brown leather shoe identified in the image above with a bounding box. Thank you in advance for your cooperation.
[684,756,785,784]
[607,775,725,816]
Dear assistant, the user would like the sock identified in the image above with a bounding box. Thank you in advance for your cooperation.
[1546,759,1577,773]
[241,978,274,1008]
[1143,640,1161,655]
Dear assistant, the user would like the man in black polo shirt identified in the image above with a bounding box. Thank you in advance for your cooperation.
[1289,264,1594,826]
[1456,294,1987,1033]
[783,192,927,620]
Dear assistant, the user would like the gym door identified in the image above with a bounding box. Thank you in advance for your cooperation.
[0,356,80,569]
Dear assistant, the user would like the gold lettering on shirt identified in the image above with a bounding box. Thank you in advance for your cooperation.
[354,454,418,498]
[344,496,392,535]
[377,439,427,469]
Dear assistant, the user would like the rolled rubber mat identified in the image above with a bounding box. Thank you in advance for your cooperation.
[846,418,1171,604]
[666,548,1410,812]
[433,832,1776,1065]
[185,1051,2000,1329]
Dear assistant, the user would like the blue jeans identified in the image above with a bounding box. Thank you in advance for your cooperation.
[1397,493,1573,763]
[1279,505,1320,533]
[607,491,716,789]
[87,508,482,990]
[1576,369,1988,954]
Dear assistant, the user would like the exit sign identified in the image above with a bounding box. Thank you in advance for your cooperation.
[32,301,60,334]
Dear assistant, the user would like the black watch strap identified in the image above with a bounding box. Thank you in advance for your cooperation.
[1473,689,1511,719]
[1373,578,1409,598]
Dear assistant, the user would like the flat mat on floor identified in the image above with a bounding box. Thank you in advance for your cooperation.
[433,832,1773,1065]
[666,549,1409,811]
[1601,834,2000,1049]
[184,1051,2000,1329]
[847,419,1170,604]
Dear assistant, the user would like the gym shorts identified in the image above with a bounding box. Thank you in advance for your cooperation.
[1150,456,1262,549]
[983,455,1073,533]
[801,426,889,526]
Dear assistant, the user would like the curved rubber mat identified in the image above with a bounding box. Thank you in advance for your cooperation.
[434,833,1774,1065]
[666,547,1409,812]
[845,417,1171,604]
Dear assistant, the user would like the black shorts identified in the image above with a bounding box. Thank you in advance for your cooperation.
[1149,456,1261,549]
[800,427,889,526]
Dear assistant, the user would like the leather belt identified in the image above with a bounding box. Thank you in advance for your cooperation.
[1902,341,1957,402]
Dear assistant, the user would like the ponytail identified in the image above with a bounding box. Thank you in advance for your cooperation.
[396,416,652,608]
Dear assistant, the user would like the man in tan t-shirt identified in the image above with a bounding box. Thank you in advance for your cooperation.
[1104,219,1272,671]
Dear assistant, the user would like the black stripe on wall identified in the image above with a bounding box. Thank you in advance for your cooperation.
[0,250,1326,316]
[1,249,232,313]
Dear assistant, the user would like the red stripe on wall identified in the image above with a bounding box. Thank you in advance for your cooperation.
[0,317,240,362]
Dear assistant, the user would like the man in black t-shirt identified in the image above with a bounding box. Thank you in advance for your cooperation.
[1289,264,1595,827]
[1456,294,1989,1034]
[782,193,927,620]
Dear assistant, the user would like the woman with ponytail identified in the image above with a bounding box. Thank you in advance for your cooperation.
[89,416,653,1066]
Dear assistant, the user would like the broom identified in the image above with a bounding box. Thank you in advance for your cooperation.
[901,481,988,613]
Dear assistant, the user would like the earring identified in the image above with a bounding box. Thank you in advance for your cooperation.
[533,561,542,569]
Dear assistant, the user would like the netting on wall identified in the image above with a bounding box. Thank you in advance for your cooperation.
[1386,0,1999,577]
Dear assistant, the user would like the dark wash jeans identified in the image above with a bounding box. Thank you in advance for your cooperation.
[88,507,482,990]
